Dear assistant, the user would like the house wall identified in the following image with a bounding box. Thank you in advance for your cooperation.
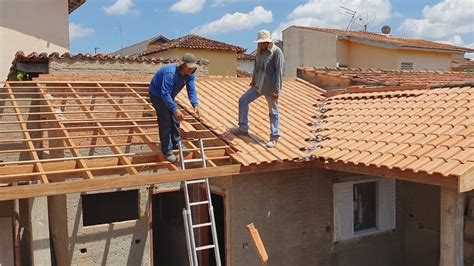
[48,57,210,78]
[396,49,453,71]
[222,168,440,266]
[0,0,69,80]
[283,27,338,77]
[48,187,152,265]
[345,41,398,70]
[238,60,254,74]
[147,48,238,76]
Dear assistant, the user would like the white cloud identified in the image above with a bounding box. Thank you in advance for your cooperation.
[399,0,474,40]
[69,23,94,40]
[104,0,135,16]
[212,0,256,7]
[271,0,392,40]
[170,0,206,14]
[192,6,272,35]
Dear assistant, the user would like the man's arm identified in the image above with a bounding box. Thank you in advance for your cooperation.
[273,50,285,94]
[160,73,179,113]
[251,58,257,86]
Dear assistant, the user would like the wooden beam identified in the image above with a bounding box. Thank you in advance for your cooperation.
[0,165,242,201]
[440,187,464,266]
[309,159,459,189]
[247,223,269,264]
[459,166,474,192]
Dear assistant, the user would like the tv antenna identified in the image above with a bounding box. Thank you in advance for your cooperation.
[340,6,357,31]
[349,11,376,32]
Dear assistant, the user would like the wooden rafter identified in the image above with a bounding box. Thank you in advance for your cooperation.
[0,81,237,200]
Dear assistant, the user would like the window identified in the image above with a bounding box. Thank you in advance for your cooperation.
[401,62,413,70]
[333,179,395,242]
[82,190,139,226]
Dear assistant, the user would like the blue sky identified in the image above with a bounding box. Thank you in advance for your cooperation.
[69,0,474,56]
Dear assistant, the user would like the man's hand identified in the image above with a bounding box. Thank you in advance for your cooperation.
[250,79,256,87]
[194,106,200,118]
[173,110,185,121]
[272,92,279,103]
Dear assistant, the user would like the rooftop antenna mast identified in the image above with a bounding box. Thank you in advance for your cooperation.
[340,6,357,31]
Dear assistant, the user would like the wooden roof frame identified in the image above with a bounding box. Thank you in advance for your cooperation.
[0,81,243,200]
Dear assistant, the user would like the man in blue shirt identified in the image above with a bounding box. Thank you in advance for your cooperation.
[149,53,200,163]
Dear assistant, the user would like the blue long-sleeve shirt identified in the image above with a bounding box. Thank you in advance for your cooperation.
[149,64,199,113]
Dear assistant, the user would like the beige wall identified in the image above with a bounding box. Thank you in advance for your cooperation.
[337,40,350,67]
[345,41,398,70]
[149,48,237,76]
[0,0,69,80]
[283,27,338,77]
[396,49,453,71]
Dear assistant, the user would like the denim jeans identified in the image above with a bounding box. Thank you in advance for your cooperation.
[149,94,181,156]
[238,87,280,140]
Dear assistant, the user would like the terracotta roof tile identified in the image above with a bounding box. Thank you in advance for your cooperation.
[307,85,474,178]
[299,67,474,88]
[138,35,246,56]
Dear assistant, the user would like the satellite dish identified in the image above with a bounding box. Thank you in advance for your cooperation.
[381,25,391,34]
[349,11,376,32]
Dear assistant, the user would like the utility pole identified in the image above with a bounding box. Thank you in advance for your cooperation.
[94,47,100,54]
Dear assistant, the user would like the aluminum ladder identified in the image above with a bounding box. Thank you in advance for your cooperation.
[178,139,221,266]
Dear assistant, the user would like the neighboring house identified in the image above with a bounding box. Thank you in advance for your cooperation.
[297,66,474,90]
[453,59,474,72]
[0,0,85,80]
[283,26,474,77]
[0,68,473,265]
[8,51,209,80]
[237,53,255,75]
[111,35,170,57]
[137,34,246,76]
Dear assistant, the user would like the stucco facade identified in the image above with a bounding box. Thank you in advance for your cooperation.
[146,48,238,76]
[283,27,463,77]
[0,0,70,80]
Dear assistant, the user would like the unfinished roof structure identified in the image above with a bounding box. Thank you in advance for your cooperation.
[0,81,240,200]
[1,75,473,198]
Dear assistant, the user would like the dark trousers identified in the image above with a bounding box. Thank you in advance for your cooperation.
[149,94,181,156]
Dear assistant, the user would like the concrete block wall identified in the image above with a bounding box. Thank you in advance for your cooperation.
[48,187,152,265]
[224,168,440,266]
[48,58,210,78]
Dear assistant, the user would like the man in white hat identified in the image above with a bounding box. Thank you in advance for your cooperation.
[149,53,201,162]
[232,30,285,148]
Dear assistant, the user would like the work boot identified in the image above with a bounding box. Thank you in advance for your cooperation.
[165,154,179,163]
[231,127,249,136]
[266,139,278,148]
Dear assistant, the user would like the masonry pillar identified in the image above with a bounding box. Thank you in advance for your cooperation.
[440,187,464,266]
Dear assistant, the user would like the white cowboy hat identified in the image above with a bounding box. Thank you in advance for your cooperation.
[254,30,273,43]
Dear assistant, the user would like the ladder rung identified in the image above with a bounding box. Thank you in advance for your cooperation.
[189,200,209,206]
[183,158,205,164]
[193,222,212,229]
[196,245,215,251]
[186,179,206,185]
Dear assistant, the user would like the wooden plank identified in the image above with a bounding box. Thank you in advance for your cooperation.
[0,164,242,201]
[310,160,459,189]
[464,239,474,261]
[459,167,474,193]
[440,187,464,266]
[247,223,269,264]
[465,217,474,237]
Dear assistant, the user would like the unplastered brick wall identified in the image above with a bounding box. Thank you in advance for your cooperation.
[48,58,209,78]
[226,168,440,266]
[48,187,151,265]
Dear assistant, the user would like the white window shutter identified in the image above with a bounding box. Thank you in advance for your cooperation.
[377,179,396,232]
[333,182,353,242]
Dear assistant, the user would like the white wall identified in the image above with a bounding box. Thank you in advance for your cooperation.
[283,27,338,77]
[237,60,254,74]
[0,0,70,80]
